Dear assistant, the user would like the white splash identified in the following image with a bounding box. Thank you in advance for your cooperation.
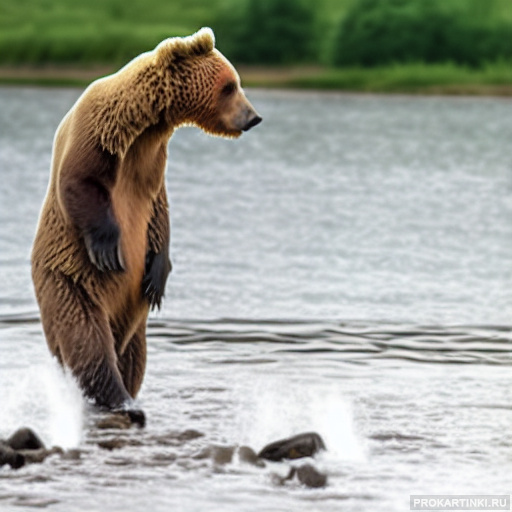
[235,375,366,465]
[40,363,84,448]
[1,358,83,449]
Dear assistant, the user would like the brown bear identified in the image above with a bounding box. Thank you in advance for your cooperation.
[31,28,261,425]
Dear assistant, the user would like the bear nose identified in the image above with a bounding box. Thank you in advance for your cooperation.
[242,115,262,132]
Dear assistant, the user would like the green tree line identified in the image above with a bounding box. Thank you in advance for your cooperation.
[1,0,512,67]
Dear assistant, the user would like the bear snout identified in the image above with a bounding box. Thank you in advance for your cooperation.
[242,114,262,132]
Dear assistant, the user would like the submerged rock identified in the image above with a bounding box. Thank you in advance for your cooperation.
[194,445,236,465]
[7,427,46,451]
[211,446,235,465]
[296,464,328,488]
[18,446,63,464]
[272,464,328,488]
[258,432,326,462]
[0,428,70,470]
[258,432,328,488]
[95,409,145,429]
[97,438,129,451]
[0,443,25,469]
[176,430,204,442]
[149,429,204,447]
[0,427,47,469]
[238,446,265,468]
[96,414,133,430]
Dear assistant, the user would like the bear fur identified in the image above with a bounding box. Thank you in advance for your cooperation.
[31,28,261,423]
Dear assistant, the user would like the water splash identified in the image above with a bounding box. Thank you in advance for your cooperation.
[1,358,83,449]
[235,375,366,464]
[41,363,84,448]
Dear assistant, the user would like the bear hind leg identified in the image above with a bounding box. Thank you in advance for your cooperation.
[36,270,133,410]
[59,311,146,426]
[60,316,132,410]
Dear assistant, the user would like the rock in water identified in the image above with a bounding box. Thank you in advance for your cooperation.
[238,446,265,468]
[258,432,326,461]
[0,443,25,469]
[96,414,133,430]
[7,427,46,451]
[273,464,328,488]
[296,464,328,488]
[193,445,236,465]
[97,438,129,451]
[18,447,63,464]
[211,446,235,465]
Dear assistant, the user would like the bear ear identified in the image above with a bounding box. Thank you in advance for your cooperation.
[155,27,215,67]
[184,27,215,56]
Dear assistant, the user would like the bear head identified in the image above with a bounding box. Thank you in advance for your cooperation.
[154,27,262,138]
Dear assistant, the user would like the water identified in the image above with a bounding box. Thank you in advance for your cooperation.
[0,86,511,511]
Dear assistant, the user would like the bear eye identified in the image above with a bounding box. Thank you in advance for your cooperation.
[221,82,236,96]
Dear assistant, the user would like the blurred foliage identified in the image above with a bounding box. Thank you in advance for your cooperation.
[332,0,512,67]
[0,0,215,64]
[1,0,512,67]
[214,0,314,64]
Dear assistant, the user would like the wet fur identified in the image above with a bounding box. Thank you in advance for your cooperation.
[32,28,250,412]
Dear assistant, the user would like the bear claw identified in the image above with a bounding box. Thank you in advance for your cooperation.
[122,409,146,428]
[142,250,171,310]
[84,222,125,273]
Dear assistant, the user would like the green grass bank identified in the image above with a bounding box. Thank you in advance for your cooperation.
[2,0,512,95]
[2,63,512,97]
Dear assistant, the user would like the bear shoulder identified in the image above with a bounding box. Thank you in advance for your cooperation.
[76,28,216,157]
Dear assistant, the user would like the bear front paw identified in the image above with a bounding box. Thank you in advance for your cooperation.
[142,250,171,310]
[84,222,125,272]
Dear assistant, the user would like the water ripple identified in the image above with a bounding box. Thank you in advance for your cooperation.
[146,319,512,366]
[1,313,509,365]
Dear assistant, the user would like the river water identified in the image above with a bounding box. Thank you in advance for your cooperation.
[0,87,511,511]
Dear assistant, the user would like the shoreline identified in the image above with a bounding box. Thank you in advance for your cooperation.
[1,64,512,97]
